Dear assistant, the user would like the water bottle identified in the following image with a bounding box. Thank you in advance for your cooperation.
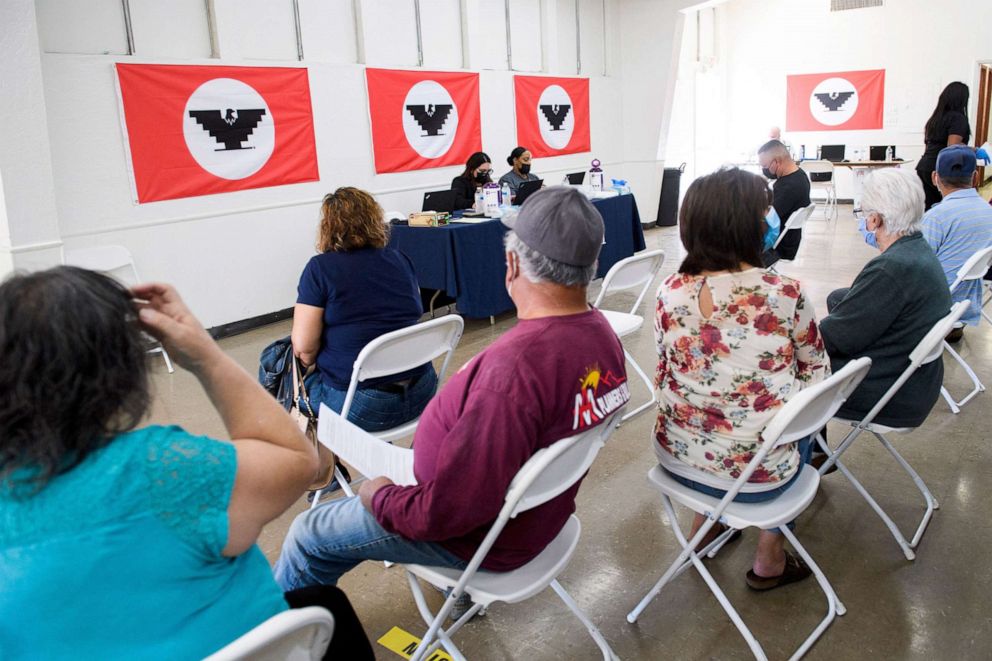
[483,182,501,218]
[800,145,806,160]
[500,182,511,208]
[561,174,570,186]
[474,188,485,213]
[886,146,894,162]
[589,158,604,192]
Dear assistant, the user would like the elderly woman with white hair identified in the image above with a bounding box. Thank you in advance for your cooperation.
[819,168,951,427]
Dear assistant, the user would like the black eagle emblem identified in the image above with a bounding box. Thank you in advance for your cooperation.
[406,104,453,136]
[539,104,571,130]
[813,92,855,112]
[188,108,266,150]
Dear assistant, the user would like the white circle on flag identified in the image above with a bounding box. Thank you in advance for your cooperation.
[183,78,274,180]
[808,77,859,127]
[402,81,458,159]
[537,85,574,150]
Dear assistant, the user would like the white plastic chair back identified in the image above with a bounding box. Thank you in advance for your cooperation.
[772,203,816,250]
[761,358,872,447]
[506,411,623,518]
[341,315,464,415]
[913,301,971,364]
[64,245,140,285]
[592,249,666,314]
[204,607,334,661]
[437,410,623,595]
[949,246,992,293]
[799,159,835,179]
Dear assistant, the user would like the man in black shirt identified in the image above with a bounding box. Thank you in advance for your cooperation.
[758,140,810,263]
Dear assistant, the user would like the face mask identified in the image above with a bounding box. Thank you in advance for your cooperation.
[762,166,777,180]
[475,171,491,184]
[519,163,531,175]
[763,207,781,251]
[858,216,879,249]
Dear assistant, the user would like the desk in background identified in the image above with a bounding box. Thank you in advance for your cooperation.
[832,160,905,207]
[389,194,646,319]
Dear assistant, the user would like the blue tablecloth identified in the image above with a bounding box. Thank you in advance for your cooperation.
[389,194,646,318]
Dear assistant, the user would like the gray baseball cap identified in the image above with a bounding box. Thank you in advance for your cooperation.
[501,186,604,267]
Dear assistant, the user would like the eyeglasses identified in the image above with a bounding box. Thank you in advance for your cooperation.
[853,208,883,222]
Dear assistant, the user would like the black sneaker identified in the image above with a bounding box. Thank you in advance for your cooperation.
[946,326,964,344]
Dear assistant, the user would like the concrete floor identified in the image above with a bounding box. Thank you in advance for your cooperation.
[147,204,992,660]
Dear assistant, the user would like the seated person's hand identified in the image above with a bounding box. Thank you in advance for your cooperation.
[358,476,395,511]
[132,282,218,371]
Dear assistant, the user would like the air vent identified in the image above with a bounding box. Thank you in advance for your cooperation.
[831,0,882,10]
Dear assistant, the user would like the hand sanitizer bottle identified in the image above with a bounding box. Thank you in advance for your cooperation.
[501,182,511,208]
[589,159,604,192]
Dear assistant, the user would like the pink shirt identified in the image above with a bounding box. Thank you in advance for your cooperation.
[373,309,629,571]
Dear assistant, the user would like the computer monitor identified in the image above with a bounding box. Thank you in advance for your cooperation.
[422,189,456,213]
[820,145,846,162]
[514,179,544,205]
[566,171,586,185]
[869,145,897,161]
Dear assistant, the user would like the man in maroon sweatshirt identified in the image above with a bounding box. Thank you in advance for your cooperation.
[275,187,630,593]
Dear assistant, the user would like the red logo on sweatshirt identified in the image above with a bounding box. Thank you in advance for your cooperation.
[573,365,630,430]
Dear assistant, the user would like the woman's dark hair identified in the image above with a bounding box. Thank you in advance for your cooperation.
[678,167,769,275]
[0,267,151,494]
[925,82,969,142]
[459,151,491,179]
[506,146,528,166]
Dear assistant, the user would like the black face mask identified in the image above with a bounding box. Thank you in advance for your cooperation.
[519,163,531,175]
[762,167,777,180]
[475,171,491,184]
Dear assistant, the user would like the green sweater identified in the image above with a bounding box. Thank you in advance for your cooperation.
[820,232,951,427]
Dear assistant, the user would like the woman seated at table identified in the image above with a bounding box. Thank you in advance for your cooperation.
[653,167,829,591]
[293,187,437,433]
[498,146,540,200]
[450,151,493,210]
[820,168,951,427]
[0,269,374,659]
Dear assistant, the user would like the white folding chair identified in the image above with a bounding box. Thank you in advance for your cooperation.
[63,245,174,373]
[627,358,871,661]
[204,606,334,661]
[799,160,837,220]
[939,246,992,413]
[311,315,464,506]
[403,410,624,661]
[816,301,969,560]
[592,249,666,424]
[771,203,817,261]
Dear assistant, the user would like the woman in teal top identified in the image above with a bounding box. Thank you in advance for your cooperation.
[0,268,372,659]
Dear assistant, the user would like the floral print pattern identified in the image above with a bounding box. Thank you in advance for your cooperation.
[653,269,829,488]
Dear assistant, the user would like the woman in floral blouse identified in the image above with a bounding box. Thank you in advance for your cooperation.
[654,167,829,590]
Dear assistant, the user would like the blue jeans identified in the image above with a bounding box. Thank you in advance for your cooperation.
[302,365,438,433]
[667,436,815,531]
[274,496,467,589]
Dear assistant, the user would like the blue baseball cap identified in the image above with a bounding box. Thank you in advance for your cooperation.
[936,145,977,179]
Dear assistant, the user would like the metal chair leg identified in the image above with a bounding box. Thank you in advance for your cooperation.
[551,580,618,660]
[941,340,985,411]
[619,348,656,425]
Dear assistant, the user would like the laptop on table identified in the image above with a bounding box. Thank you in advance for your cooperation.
[514,179,544,205]
[422,189,456,213]
[820,145,846,162]
[566,171,586,185]
[869,145,898,161]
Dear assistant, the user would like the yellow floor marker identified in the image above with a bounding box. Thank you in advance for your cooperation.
[377,625,454,661]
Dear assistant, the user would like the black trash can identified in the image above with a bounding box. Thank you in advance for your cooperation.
[656,163,686,227]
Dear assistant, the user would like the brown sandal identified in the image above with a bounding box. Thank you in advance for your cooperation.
[694,523,743,554]
[745,550,812,591]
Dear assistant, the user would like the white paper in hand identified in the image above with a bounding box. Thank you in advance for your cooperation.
[316,403,417,485]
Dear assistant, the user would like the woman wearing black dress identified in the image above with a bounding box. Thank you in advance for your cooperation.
[916,82,971,210]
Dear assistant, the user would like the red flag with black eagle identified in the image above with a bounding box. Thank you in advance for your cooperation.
[365,68,482,174]
[514,75,591,157]
[115,63,319,204]
[786,69,885,131]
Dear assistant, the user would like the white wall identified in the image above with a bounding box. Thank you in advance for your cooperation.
[669,0,992,199]
[3,0,687,328]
